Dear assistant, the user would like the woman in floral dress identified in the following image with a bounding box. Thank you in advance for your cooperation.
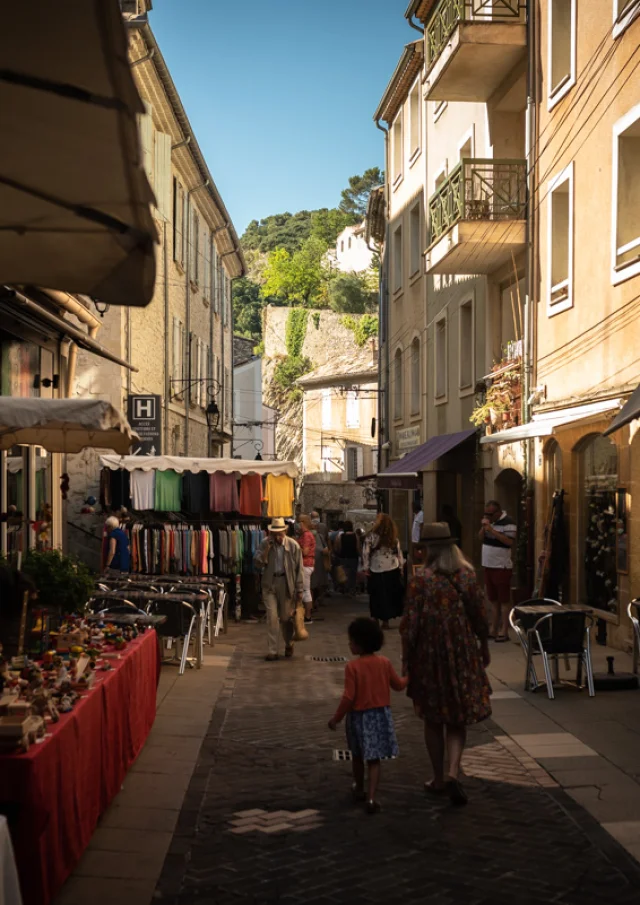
[400,523,491,806]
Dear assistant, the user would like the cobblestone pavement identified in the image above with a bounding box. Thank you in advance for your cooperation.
[156,597,640,905]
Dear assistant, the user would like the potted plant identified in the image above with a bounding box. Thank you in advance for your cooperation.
[21,549,95,616]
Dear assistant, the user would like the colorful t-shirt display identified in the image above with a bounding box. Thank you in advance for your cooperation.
[154,469,182,511]
[209,472,240,512]
[264,474,295,517]
[130,470,155,510]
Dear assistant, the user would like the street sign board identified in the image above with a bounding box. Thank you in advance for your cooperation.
[127,394,162,456]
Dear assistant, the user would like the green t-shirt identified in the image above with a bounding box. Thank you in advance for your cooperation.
[154,469,182,511]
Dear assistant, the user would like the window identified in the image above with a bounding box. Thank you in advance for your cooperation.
[153,132,172,220]
[344,446,363,481]
[410,337,420,415]
[212,249,220,313]
[547,163,573,314]
[410,203,421,276]
[348,237,352,249]
[346,391,360,428]
[409,80,421,160]
[579,434,619,615]
[138,100,154,187]
[341,240,345,252]
[612,104,640,284]
[172,317,184,397]
[199,342,208,408]
[173,179,185,266]
[548,0,576,108]
[392,113,403,184]
[544,439,563,509]
[191,212,200,284]
[613,1,640,39]
[202,226,211,301]
[433,100,448,122]
[394,348,403,420]
[435,315,447,401]
[189,332,198,405]
[322,389,332,428]
[393,225,403,293]
[459,299,474,391]
[321,445,333,473]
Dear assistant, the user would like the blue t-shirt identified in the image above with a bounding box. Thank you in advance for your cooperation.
[109,528,130,572]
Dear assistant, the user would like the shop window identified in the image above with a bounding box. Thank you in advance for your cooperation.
[548,0,576,109]
[394,348,403,420]
[579,434,619,616]
[612,104,640,284]
[547,163,573,314]
[34,447,52,551]
[410,337,421,415]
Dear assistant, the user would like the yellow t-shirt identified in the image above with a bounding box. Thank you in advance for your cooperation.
[264,475,295,517]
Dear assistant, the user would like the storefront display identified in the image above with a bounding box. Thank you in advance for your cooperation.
[581,434,619,616]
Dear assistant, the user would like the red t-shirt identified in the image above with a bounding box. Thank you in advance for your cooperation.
[239,474,263,517]
[298,529,316,567]
[333,655,407,723]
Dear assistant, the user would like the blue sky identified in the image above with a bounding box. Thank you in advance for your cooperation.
[149,0,414,236]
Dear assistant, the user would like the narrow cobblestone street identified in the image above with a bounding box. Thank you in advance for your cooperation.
[155,598,640,905]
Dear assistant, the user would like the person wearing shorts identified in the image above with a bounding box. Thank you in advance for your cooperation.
[479,500,516,642]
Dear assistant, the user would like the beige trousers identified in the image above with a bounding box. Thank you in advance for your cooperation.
[263,575,295,656]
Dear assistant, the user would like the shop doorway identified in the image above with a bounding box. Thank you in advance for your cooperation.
[577,434,618,617]
[495,467,524,584]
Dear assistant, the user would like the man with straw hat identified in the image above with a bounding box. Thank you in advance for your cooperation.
[255,517,304,661]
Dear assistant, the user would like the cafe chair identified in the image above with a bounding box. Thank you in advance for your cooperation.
[628,599,640,675]
[214,586,227,639]
[524,609,595,699]
[509,598,563,686]
[146,597,198,675]
[87,595,139,615]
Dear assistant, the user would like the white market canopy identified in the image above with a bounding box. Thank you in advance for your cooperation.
[0,398,139,455]
[99,455,299,479]
[0,0,156,306]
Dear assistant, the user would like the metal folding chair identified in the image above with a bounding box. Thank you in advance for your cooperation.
[525,610,595,699]
[628,599,640,675]
[509,598,563,688]
[146,597,198,675]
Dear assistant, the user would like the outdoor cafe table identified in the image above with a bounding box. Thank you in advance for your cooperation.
[0,629,160,905]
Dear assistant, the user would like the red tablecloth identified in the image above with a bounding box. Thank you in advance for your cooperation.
[0,629,160,905]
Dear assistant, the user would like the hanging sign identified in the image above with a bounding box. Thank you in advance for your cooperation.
[127,395,162,456]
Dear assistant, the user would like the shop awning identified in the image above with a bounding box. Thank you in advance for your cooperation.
[377,429,476,489]
[603,385,640,436]
[0,398,139,454]
[99,454,299,478]
[480,399,623,445]
[0,0,156,306]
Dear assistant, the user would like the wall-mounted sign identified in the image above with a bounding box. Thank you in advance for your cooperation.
[396,425,421,451]
[127,394,162,456]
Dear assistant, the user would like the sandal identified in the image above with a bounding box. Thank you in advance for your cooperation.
[446,778,468,807]
[424,781,446,796]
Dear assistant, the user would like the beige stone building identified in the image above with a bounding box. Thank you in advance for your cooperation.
[67,1,244,564]
[376,2,528,558]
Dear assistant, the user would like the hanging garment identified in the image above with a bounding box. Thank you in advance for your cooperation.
[154,469,182,511]
[181,472,210,515]
[100,468,111,510]
[130,470,155,510]
[109,469,131,510]
[264,474,295,517]
[239,474,263,517]
[209,473,239,512]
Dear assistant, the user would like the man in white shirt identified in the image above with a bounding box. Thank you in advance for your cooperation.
[411,502,424,545]
[479,499,517,642]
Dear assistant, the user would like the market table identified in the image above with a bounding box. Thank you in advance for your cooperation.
[0,629,160,905]
[0,816,21,905]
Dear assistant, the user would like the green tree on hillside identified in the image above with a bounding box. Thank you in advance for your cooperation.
[328,271,378,314]
[261,237,330,307]
[339,167,384,219]
[242,210,313,255]
[310,208,357,248]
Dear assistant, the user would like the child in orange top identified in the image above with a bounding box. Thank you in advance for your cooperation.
[328,617,408,814]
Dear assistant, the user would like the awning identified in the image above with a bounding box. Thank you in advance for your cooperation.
[0,0,156,306]
[603,385,640,436]
[377,429,476,489]
[99,455,299,479]
[1,288,137,371]
[480,399,622,445]
[0,398,139,454]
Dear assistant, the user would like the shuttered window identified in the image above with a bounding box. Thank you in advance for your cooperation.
[154,131,172,220]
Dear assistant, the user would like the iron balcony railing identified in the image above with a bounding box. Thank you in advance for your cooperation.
[426,0,525,70]
[428,158,527,247]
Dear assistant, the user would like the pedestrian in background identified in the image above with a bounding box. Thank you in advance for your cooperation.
[411,500,424,547]
[400,523,491,807]
[479,499,516,642]
[254,517,304,661]
[329,617,407,814]
[297,513,316,622]
[362,513,405,630]
[104,515,130,574]
[335,520,360,596]
[310,510,328,544]
[311,520,329,611]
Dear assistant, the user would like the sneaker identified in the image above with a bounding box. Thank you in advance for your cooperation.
[304,618,314,625]
[265,654,279,662]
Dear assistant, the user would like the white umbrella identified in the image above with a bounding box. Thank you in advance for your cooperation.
[0,398,139,455]
[0,0,156,306]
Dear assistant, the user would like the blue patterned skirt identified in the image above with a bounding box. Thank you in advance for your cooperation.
[346,706,399,761]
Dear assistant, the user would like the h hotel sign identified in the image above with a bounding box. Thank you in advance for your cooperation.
[127,394,162,456]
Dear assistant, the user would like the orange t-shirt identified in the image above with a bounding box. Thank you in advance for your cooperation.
[239,474,263,517]
[333,655,407,722]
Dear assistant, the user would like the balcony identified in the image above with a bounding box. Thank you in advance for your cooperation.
[425,0,526,103]
[426,158,527,274]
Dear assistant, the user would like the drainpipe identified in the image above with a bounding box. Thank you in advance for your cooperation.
[184,180,210,455]
[131,48,155,67]
[163,219,170,454]
[407,14,424,33]
[375,118,390,472]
